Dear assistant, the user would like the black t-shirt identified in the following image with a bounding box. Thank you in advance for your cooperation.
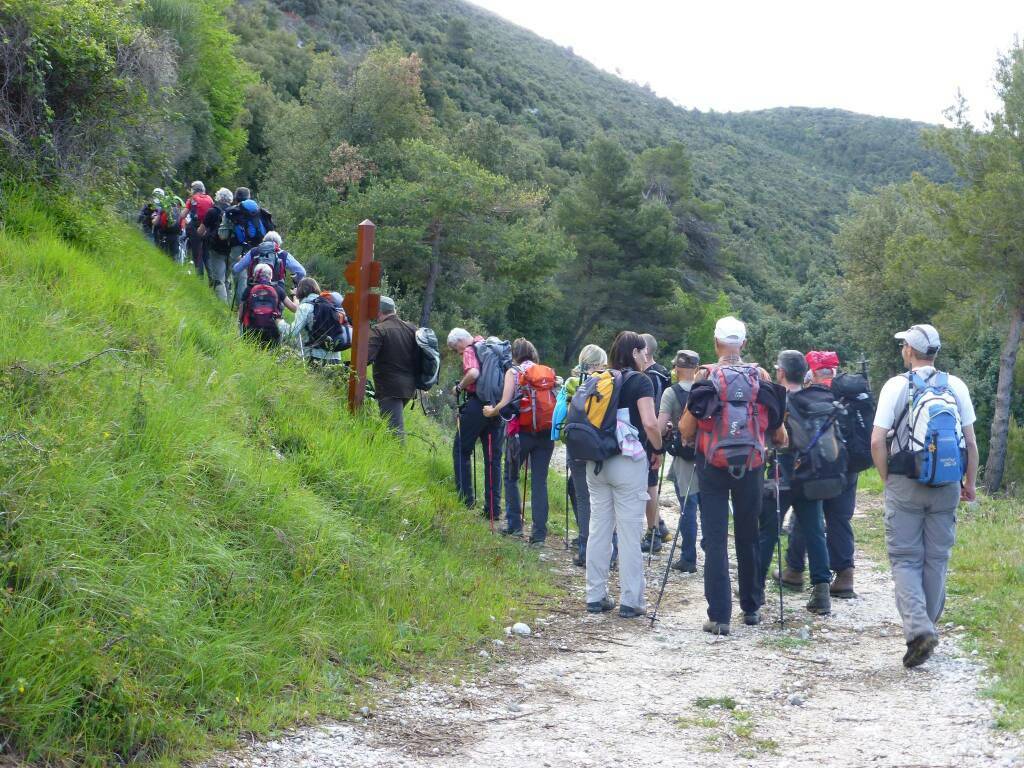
[618,369,656,450]
[645,363,671,415]
[203,205,231,255]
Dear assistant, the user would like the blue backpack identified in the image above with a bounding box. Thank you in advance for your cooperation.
[233,199,267,247]
[900,371,966,487]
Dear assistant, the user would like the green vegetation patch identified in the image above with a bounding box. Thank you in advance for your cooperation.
[0,185,555,765]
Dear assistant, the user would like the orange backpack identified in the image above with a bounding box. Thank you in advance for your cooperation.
[518,364,558,433]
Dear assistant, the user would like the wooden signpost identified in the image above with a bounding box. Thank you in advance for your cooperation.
[342,219,381,413]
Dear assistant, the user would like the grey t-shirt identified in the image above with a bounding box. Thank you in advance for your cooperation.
[661,382,698,493]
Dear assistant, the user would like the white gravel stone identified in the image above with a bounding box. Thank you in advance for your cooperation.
[511,622,532,636]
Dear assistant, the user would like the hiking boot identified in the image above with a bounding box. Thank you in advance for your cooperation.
[671,558,697,573]
[903,633,939,668]
[702,620,730,636]
[572,551,586,568]
[528,537,545,547]
[774,567,805,591]
[640,528,662,554]
[619,604,645,619]
[830,568,857,599]
[657,517,671,542]
[587,596,615,613]
[744,611,761,626]
[806,583,832,616]
[501,528,523,537]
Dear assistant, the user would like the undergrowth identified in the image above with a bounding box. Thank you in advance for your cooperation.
[0,183,555,765]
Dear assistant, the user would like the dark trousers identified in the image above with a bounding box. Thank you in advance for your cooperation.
[758,484,831,603]
[378,397,409,439]
[453,396,503,519]
[787,473,858,573]
[188,230,206,276]
[698,464,763,623]
[504,431,555,540]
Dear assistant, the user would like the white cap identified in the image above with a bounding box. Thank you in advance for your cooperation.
[713,315,746,345]
[895,324,941,355]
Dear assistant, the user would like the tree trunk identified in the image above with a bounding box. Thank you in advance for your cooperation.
[561,309,602,365]
[984,299,1024,493]
[420,223,442,328]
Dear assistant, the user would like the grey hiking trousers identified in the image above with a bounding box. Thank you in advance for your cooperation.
[883,475,959,642]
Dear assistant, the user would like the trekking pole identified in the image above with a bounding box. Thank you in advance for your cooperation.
[648,457,667,567]
[650,463,696,627]
[487,432,495,534]
[775,453,785,628]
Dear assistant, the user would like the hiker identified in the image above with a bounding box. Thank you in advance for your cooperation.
[367,296,418,438]
[577,331,662,619]
[227,187,275,304]
[483,338,557,545]
[232,231,305,300]
[448,328,504,521]
[639,333,672,555]
[658,350,701,574]
[285,278,343,365]
[564,344,609,567]
[138,191,159,242]
[184,181,213,278]
[238,263,286,347]
[782,350,863,598]
[757,350,834,617]
[679,316,786,634]
[151,189,184,260]
[200,187,234,302]
[871,324,978,668]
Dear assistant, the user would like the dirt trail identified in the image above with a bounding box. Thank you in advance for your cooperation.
[203,487,1023,768]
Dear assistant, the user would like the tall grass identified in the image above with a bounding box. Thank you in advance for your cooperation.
[0,184,554,765]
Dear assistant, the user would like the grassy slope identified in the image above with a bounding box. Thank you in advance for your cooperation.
[0,185,553,765]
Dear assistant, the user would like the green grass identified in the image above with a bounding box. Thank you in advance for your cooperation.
[694,696,737,710]
[0,184,555,765]
[857,483,1024,731]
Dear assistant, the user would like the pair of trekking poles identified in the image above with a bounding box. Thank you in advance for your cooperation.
[649,454,785,629]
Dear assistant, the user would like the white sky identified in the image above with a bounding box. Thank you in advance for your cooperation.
[469,0,1023,125]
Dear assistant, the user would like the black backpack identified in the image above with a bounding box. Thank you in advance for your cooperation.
[474,339,513,405]
[787,386,848,500]
[415,327,441,391]
[664,383,696,460]
[563,369,637,470]
[308,297,351,351]
[831,372,875,474]
[248,242,287,282]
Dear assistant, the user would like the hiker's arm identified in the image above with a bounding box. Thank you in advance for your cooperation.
[483,369,517,418]
[962,424,979,502]
[871,426,889,482]
[366,327,382,365]
[283,296,297,312]
[457,366,479,393]
[679,409,697,443]
[638,396,661,452]
[658,408,670,436]
[285,253,306,279]
[232,251,250,274]
[771,425,788,449]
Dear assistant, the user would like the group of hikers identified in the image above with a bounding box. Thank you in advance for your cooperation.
[139,185,978,669]
[138,181,442,438]
[446,317,978,669]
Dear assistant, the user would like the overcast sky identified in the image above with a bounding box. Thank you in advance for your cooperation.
[469,0,1022,125]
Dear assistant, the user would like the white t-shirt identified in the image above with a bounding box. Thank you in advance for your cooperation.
[874,366,976,453]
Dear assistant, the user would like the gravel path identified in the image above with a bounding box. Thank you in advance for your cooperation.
[202,488,1023,768]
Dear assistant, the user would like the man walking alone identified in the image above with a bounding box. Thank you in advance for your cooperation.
[871,323,978,668]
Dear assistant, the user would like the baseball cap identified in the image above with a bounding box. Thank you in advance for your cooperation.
[713,316,746,345]
[895,324,941,355]
[673,350,700,368]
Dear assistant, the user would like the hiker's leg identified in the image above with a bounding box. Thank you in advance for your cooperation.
[454,399,485,508]
[377,397,406,439]
[681,491,700,565]
[570,456,591,560]
[481,416,504,523]
[585,462,615,603]
[698,465,732,624]
[922,488,959,627]
[607,455,648,610]
[207,251,229,303]
[504,436,522,533]
[527,434,554,543]
[793,497,831,585]
[824,474,858,573]
[757,483,779,599]
[786,509,808,573]
[732,470,763,616]
[884,476,931,642]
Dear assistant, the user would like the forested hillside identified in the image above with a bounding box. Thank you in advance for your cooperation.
[225,0,950,361]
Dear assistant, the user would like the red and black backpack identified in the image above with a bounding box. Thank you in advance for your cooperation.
[696,364,769,475]
[242,283,281,329]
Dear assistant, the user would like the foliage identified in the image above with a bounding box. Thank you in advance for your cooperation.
[0,183,553,764]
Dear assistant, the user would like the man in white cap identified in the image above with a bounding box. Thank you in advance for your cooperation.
[871,323,979,668]
[679,316,787,635]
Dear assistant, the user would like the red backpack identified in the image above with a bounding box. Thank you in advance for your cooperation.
[518,364,558,433]
[187,193,214,222]
[696,364,769,474]
[242,283,281,329]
